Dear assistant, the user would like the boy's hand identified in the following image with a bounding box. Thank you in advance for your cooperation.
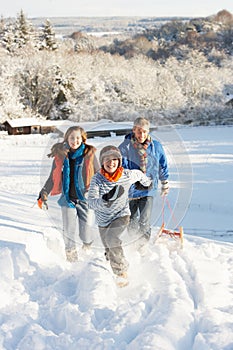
[134,181,153,191]
[102,185,124,202]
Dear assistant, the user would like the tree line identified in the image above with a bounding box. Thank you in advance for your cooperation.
[0,9,232,127]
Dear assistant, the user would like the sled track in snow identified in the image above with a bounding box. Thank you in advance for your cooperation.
[185,228,233,239]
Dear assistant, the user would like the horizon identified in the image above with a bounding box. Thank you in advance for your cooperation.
[0,0,232,19]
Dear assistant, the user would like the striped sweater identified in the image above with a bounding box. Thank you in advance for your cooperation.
[88,169,151,227]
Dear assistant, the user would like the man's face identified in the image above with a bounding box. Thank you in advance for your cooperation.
[133,126,148,143]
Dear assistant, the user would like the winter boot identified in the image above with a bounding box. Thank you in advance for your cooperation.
[136,233,150,256]
[65,247,78,262]
[116,271,129,288]
[82,241,92,253]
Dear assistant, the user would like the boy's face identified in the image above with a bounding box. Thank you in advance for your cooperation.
[103,157,119,174]
[133,126,148,144]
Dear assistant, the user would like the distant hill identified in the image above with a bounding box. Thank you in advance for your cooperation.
[29,16,193,36]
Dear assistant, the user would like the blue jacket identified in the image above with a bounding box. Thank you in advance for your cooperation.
[119,133,169,198]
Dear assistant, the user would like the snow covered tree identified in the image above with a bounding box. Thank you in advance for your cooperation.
[71,31,96,53]
[0,58,27,121]
[39,19,58,51]
[215,9,233,25]
[14,9,32,48]
[0,10,37,53]
[0,21,16,52]
[0,10,233,125]
[15,54,74,119]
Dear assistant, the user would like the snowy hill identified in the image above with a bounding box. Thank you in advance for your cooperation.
[0,125,232,350]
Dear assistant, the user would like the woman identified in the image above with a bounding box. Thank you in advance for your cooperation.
[88,145,151,287]
[38,126,99,262]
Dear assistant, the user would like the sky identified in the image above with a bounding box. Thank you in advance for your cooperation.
[0,0,232,18]
[0,124,233,349]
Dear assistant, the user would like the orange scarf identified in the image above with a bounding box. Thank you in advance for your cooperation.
[100,166,123,182]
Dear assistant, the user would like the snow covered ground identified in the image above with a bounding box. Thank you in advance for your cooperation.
[0,124,232,350]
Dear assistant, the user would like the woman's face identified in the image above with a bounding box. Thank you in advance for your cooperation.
[67,130,83,150]
[103,157,119,174]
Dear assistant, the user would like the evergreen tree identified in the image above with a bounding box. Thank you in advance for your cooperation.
[14,9,36,49]
[15,9,29,47]
[0,10,36,52]
[39,19,58,50]
[1,22,16,52]
[0,16,6,47]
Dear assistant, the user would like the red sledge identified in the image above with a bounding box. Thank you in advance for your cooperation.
[154,197,184,249]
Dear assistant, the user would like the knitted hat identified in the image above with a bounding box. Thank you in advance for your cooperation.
[99,145,122,166]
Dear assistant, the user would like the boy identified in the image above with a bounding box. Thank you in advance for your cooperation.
[88,145,151,287]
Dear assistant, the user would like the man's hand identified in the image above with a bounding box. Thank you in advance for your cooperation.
[161,180,169,196]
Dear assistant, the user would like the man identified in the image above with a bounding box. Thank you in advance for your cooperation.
[118,117,169,252]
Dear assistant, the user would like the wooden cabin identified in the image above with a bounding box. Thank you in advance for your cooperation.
[4,118,56,135]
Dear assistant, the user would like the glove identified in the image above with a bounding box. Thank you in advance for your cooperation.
[134,181,153,191]
[102,185,124,202]
[160,180,169,196]
[37,190,48,210]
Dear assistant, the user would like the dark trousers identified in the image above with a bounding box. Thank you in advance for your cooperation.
[99,215,130,276]
[129,196,153,239]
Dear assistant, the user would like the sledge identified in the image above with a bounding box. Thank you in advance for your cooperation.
[154,197,184,249]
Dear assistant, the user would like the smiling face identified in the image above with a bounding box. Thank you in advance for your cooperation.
[67,130,83,150]
[133,126,148,144]
[102,157,119,174]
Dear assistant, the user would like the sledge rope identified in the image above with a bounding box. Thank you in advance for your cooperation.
[154,196,184,248]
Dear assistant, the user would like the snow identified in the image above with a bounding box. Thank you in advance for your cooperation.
[54,119,136,135]
[5,118,135,131]
[0,124,233,350]
[4,118,60,128]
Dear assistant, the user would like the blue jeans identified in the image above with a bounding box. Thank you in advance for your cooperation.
[61,200,93,250]
[129,196,153,240]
